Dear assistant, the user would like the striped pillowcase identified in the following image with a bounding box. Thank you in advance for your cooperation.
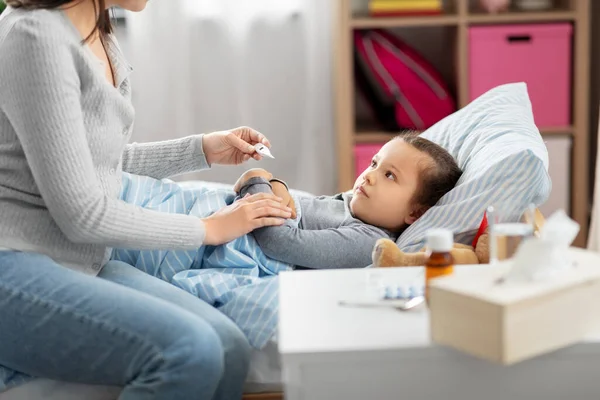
[397,82,551,252]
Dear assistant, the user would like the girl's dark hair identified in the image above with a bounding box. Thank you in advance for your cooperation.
[397,132,462,208]
[5,0,112,41]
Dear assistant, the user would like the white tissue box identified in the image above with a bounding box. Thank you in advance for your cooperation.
[429,248,600,365]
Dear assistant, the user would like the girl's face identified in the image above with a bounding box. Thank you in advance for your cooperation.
[105,0,148,12]
[350,140,431,231]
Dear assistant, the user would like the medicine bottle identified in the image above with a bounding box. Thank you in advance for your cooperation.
[424,228,454,302]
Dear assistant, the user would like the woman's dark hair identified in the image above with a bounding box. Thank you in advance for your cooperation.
[396,132,462,208]
[5,0,112,41]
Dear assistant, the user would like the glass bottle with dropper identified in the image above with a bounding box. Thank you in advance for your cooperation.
[424,228,455,303]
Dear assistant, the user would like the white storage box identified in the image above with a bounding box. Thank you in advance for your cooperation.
[429,248,600,365]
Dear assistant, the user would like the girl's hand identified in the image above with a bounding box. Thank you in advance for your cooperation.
[202,126,271,166]
[233,168,273,193]
[202,193,292,246]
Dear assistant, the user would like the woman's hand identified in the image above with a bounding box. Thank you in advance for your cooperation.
[202,126,271,166]
[270,181,297,219]
[202,193,292,246]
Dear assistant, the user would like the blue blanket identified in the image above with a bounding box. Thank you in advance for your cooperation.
[112,173,299,349]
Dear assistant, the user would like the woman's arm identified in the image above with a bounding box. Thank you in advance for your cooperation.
[238,178,387,269]
[122,135,210,180]
[0,19,209,250]
[123,127,274,180]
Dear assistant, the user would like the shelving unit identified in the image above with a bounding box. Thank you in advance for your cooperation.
[333,0,591,247]
[353,126,574,143]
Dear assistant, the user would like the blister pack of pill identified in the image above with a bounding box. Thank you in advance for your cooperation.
[379,283,425,300]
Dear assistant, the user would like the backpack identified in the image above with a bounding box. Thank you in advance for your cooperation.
[354,29,456,131]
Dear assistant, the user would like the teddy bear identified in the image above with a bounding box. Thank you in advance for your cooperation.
[372,228,490,267]
[372,207,544,267]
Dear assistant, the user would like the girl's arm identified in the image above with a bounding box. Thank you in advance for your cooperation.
[238,178,387,269]
[254,222,384,269]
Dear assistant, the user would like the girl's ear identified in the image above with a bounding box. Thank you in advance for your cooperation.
[404,206,429,225]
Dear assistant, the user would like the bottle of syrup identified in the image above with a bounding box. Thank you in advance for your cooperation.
[424,228,454,303]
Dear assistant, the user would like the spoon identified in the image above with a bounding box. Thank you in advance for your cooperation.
[338,295,425,311]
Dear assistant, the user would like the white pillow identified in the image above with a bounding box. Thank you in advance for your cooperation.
[397,82,551,252]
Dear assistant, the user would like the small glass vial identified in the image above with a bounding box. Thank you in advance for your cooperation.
[424,229,454,302]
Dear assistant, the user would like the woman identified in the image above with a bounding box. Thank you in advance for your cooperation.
[0,0,293,399]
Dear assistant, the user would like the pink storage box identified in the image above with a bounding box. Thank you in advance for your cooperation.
[354,143,383,179]
[469,23,572,128]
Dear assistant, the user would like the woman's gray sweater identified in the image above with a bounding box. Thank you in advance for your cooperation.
[0,7,209,274]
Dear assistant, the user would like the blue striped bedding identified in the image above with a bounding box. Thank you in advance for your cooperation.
[112,173,299,350]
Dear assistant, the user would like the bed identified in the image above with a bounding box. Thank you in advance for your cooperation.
[0,206,547,400]
[0,83,552,400]
[0,340,284,400]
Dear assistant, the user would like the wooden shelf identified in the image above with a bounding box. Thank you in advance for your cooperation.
[350,11,577,30]
[353,126,573,143]
[467,10,577,24]
[354,132,397,143]
[351,14,459,28]
[539,126,574,136]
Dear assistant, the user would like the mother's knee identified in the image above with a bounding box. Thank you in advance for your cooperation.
[178,320,225,379]
[211,316,252,366]
[144,313,226,389]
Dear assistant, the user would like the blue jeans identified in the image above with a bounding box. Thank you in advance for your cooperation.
[0,251,251,400]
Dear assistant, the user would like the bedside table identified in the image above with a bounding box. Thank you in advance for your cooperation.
[278,266,600,400]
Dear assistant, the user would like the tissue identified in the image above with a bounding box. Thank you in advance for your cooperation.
[539,209,580,246]
[503,210,580,283]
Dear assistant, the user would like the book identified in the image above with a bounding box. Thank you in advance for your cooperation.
[370,9,443,17]
[369,0,442,12]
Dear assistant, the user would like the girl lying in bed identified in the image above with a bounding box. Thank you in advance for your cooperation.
[233,133,462,269]
[113,133,461,272]
[111,133,462,349]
